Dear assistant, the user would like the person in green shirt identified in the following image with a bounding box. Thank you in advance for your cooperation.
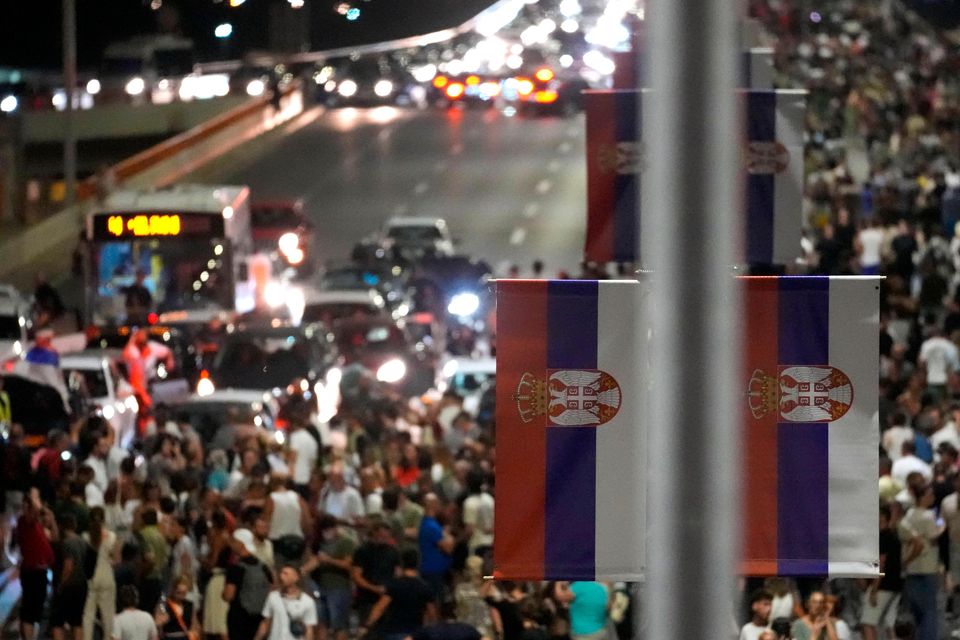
[302,516,357,640]
[383,487,423,550]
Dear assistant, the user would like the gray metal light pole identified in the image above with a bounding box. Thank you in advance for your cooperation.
[63,0,77,206]
[642,0,741,638]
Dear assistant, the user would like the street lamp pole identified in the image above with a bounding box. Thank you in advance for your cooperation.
[63,0,77,206]
[643,0,741,637]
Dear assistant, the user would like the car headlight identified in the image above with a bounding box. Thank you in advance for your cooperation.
[197,377,215,397]
[374,79,394,97]
[100,404,115,420]
[274,430,286,445]
[448,292,481,317]
[246,79,266,97]
[278,232,300,256]
[338,79,357,97]
[376,358,407,383]
[125,76,145,96]
[125,396,140,413]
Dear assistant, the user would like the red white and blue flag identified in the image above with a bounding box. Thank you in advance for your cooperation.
[583,90,643,265]
[742,89,806,266]
[741,276,879,576]
[495,279,645,580]
[740,47,775,89]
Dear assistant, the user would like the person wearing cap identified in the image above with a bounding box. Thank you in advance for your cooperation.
[224,528,274,640]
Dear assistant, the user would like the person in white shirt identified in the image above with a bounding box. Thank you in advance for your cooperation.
[918,327,959,399]
[462,471,494,557]
[857,220,885,275]
[883,414,915,462]
[941,475,960,613]
[318,465,365,525]
[892,441,933,486]
[932,406,960,452]
[254,565,317,640]
[739,590,773,640]
[111,586,157,640]
[287,424,319,495]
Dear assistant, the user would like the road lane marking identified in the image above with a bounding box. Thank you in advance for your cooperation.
[523,203,540,218]
[535,179,552,195]
[548,159,561,173]
[510,227,527,245]
[413,181,430,195]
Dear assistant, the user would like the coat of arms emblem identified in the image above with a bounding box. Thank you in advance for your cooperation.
[747,366,853,423]
[744,141,790,175]
[515,369,622,426]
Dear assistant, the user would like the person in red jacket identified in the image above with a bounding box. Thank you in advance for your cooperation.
[15,490,57,640]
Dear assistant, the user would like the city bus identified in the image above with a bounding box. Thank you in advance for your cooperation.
[85,184,256,327]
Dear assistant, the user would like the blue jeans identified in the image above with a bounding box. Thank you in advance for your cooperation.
[316,587,352,631]
[904,574,938,640]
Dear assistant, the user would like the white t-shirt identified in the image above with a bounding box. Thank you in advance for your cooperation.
[835,619,852,640]
[86,482,106,508]
[320,486,365,523]
[289,429,319,486]
[932,422,960,452]
[858,227,884,267]
[739,621,768,640]
[891,454,933,485]
[85,455,109,493]
[883,426,915,461]
[919,336,959,385]
[261,591,317,640]
[111,608,158,640]
[463,492,495,552]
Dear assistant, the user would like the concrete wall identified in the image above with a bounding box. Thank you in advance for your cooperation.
[20,97,250,144]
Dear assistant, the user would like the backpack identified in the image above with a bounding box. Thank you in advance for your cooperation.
[238,559,271,616]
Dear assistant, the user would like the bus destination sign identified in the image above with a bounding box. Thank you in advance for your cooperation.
[91,212,225,241]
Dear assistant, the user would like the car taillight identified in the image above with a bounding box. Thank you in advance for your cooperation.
[446,82,465,99]
[534,90,558,104]
[433,76,449,89]
[535,68,554,83]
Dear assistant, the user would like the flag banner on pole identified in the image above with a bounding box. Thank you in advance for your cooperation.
[741,89,806,266]
[584,90,643,264]
[741,276,880,576]
[494,279,645,581]
[740,47,775,89]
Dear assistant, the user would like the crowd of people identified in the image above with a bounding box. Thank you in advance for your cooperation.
[0,364,635,640]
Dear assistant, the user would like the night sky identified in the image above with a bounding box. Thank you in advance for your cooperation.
[0,0,498,71]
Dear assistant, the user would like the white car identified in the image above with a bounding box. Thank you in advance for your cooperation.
[381,217,455,259]
[440,356,495,415]
[61,350,139,447]
[0,284,28,364]
[300,288,388,325]
[166,389,282,448]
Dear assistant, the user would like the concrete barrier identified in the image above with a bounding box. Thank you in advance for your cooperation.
[20,96,250,144]
[0,85,305,283]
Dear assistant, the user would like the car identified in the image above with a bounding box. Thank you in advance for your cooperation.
[331,316,439,394]
[164,389,282,449]
[300,288,388,325]
[317,56,421,107]
[0,284,29,364]
[318,263,411,310]
[440,355,495,417]
[61,350,139,446]
[380,217,456,262]
[85,324,201,385]
[250,199,315,277]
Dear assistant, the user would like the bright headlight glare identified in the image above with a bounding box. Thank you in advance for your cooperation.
[374,79,393,97]
[246,79,266,97]
[101,404,115,420]
[448,292,480,317]
[278,232,300,255]
[197,377,215,397]
[376,358,407,383]
[338,79,357,97]
[125,76,145,96]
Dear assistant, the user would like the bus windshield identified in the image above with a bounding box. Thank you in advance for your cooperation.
[91,238,233,322]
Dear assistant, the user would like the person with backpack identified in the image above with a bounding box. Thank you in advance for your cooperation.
[224,528,274,640]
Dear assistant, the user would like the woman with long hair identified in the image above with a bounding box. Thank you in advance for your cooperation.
[82,506,119,640]
[201,509,232,640]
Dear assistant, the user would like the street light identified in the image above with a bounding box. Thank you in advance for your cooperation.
[214,23,233,39]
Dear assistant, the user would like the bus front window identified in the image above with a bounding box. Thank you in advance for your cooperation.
[92,238,232,323]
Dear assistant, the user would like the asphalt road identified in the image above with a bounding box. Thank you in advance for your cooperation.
[210,104,588,277]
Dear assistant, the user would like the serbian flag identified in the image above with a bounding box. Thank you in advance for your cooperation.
[740,47,774,89]
[742,89,806,266]
[741,276,880,576]
[583,90,643,264]
[495,279,645,580]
